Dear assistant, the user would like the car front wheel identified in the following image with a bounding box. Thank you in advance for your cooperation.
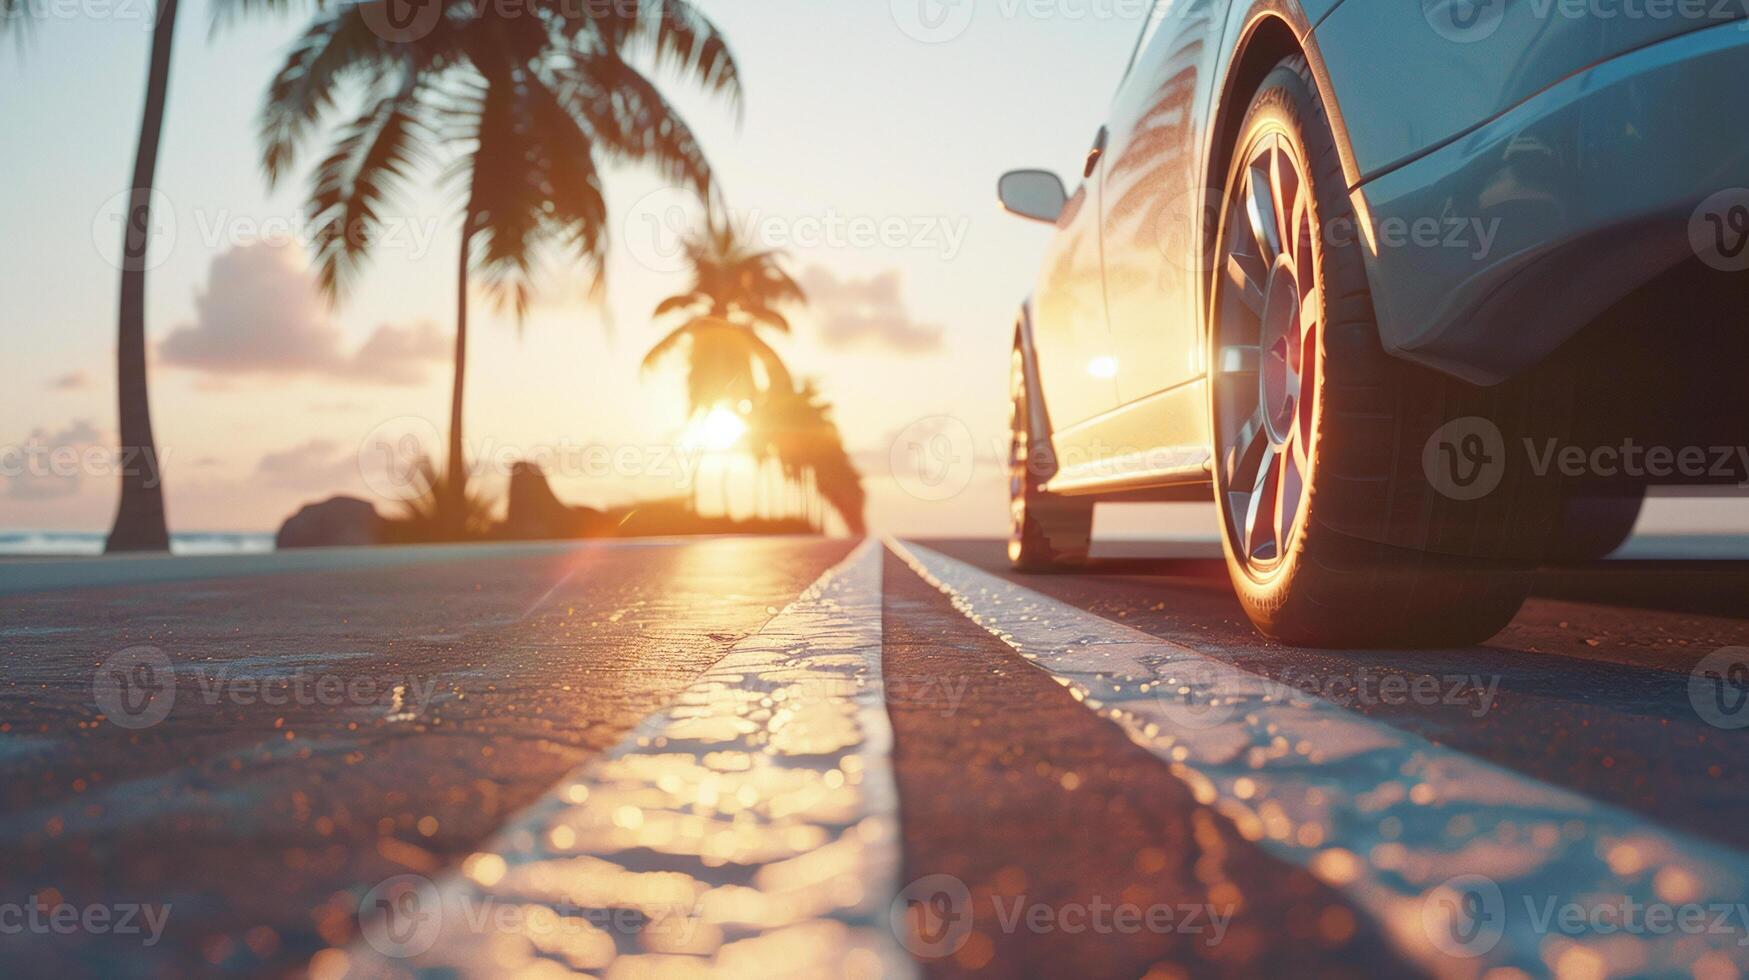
[1206,56,1561,647]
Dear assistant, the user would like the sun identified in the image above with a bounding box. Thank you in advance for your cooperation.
[683,405,749,452]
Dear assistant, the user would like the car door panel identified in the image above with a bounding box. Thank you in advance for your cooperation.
[1099,0,1229,406]
[1027,182,1120,435]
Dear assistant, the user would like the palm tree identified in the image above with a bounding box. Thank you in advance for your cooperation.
[753,380,865,534]
[640,215,803,416]
[4,0,182,550]
[639,219,866,532]
[262,0,739,534]
[100,0,186,551]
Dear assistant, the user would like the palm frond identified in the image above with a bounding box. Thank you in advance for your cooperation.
[751,381,865,533]
[640,322,694,373]
[390,457,496,539]
[654,291,705,319]
[463,68,537,299]
[638,0,742,116]
[639,316,792,415]
[209,0,316,35]
[306,83,426,299]
[259,6,396,186]
[561,49,713,195]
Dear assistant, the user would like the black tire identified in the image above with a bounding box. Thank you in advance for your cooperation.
[1207,57,1568,647]
[1548,488,1644,562]
[1008,344,1093,571]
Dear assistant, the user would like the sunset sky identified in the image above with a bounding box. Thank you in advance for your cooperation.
[4,0,1734,540]
[0,0,1153,536]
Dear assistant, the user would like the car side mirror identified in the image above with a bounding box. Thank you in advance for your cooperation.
[998,170,1068,224]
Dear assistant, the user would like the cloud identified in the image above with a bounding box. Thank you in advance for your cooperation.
[48,372,90,390]
[798,266,944,353]
[4,419,105,500]
[158,244,449,386]
[254,439,360,492]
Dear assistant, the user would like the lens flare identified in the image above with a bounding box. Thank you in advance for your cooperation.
[684,406,748,452]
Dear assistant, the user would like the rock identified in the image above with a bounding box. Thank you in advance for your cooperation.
[503,462,606,540]
[275,496,385,549]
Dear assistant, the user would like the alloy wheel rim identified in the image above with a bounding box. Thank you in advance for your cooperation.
[1213,131,1321,569]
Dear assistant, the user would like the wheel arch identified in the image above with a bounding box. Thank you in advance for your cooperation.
[1202,5,1364,289]
[1197,3,1369,382]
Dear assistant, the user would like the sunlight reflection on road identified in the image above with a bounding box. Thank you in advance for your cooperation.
[330,540,909,979]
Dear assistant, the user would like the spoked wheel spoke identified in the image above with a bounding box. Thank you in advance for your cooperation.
[1226,252,1268,317]
[1244,156,1281,261]
[1241,445,1281,561]
[1225,406,1270,557]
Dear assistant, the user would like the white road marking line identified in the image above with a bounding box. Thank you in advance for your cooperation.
[341,540,911,978]
[889,538,1749,978]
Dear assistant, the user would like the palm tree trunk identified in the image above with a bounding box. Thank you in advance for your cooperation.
[105,0,178,554]
[445,214,476,535]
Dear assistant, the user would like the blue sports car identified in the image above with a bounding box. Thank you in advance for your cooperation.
[998,0,1749,645]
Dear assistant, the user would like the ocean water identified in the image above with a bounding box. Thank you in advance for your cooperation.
[0,530,275,556]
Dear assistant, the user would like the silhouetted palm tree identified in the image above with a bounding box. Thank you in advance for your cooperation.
[641,215,802,415]
[100,0,181,551]
[754,381,865,535]
[262,0,739,533]
[6,0,183,549]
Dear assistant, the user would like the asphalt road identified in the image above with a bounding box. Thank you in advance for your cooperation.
[1,536,1745,978]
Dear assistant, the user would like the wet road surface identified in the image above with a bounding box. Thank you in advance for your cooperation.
[0,536,1745,978]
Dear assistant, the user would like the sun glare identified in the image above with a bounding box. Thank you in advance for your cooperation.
[684,406,749,452]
